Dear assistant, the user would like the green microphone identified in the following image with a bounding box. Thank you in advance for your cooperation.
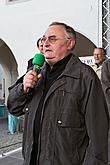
[32,53,45,72]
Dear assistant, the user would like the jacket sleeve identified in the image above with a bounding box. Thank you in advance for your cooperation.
[83,71,109,165]
[7,76,33,117]
[101,60,110,113]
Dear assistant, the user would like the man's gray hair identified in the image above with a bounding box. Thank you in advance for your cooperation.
[49,22,76,42]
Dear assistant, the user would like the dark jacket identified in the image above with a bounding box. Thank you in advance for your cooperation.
[7,55,109,165]
[101,59,110,120]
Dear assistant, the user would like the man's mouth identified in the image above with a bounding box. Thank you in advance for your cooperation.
[45,49,52,52]
[46,56,54,59]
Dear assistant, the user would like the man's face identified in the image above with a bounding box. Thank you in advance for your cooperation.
[93,48,105,65]
[42,25,75,66]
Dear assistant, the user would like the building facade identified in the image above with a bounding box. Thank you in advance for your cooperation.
[0,0,109,103]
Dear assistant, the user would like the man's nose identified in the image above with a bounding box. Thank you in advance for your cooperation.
[94,54,98,58]
[44,39,50,47]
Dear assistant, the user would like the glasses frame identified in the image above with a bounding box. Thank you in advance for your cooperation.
[41,35,70,44]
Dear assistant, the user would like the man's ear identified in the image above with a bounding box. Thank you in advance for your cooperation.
[67,39,75,50]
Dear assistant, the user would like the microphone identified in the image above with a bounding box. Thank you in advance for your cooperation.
[25,53,45,93]
[32,53,45,73]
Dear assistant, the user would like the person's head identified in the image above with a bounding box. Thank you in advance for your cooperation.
[27,38,43,70]
[37,38,43,54]
[93,47,106,66]
[41,22,76,66]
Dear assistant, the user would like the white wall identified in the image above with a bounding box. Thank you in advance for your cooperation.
[0,0,102,76]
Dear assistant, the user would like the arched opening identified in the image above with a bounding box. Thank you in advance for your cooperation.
[74,32,96,56]
[0,39,22,138]
[0,64,4,103]
[0,39,18,105]
[74,32,96,65]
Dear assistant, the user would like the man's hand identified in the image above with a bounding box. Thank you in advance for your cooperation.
[23,70,41,93]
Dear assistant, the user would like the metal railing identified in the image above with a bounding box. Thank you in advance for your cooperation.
[102,0,110,56]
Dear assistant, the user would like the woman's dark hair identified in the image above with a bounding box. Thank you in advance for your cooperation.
[37,38,41,48]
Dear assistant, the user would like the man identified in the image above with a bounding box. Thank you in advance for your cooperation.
[27,38,43,70]
[7,22,109,165]
[102,59,110,120]
[101,59,110,163]
[92,47,106,80]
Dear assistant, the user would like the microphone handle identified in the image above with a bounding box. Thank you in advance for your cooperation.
[26,65,40,93]
[33,65,41,72]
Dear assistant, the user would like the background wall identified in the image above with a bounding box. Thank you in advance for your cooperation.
[0,0,102,102]
[0,0,102,75]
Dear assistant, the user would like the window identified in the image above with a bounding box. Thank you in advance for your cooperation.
[6,0,31,5]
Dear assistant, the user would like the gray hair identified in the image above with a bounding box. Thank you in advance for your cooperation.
[49,22,76,42]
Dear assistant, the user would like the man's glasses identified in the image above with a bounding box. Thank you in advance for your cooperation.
[41,35,70,44]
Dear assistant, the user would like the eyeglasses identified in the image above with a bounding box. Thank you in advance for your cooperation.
[41,35,70,44]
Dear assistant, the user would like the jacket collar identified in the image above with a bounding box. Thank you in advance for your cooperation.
[40,54,81,101]
[42,53,81,79]
[61,54,81,79]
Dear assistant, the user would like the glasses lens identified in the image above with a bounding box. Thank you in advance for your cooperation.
[41,35,70,44]
[49,36,57,42]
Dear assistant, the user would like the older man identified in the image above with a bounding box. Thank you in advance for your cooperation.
[7,22,109,165]
[92,47,107,80]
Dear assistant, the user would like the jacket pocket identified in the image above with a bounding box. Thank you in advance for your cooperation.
[57,112,82,128]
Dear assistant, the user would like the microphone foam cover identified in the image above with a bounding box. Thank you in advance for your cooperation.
[32,53,45,67]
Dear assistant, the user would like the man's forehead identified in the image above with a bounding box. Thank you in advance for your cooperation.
[44,25,65,36]
[94,49,103,54]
